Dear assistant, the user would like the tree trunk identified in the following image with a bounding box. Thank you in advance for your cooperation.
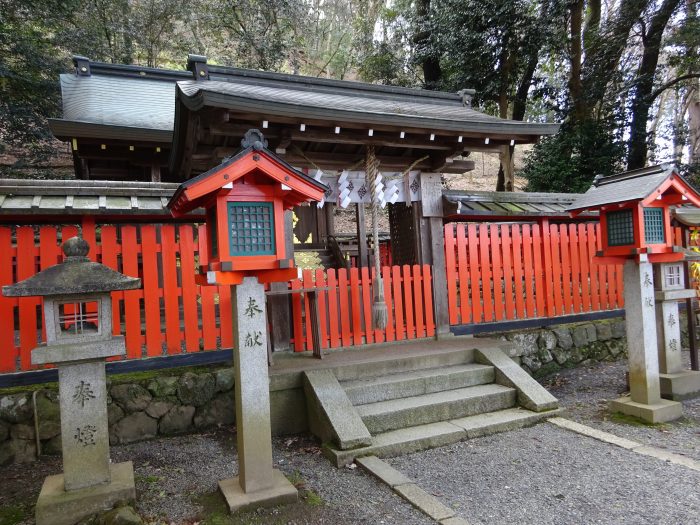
[568,0,585,123]
[579,0,650,120]
[415,0,442,88]
[627,0,682,170]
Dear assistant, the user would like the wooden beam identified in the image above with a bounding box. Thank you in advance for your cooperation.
[209,123,462,151]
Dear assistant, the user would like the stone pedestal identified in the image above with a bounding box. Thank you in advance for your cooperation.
[653,263,700,400]
[31,338,137,524]
[35,461,136,525]
[609,260,683,423]
[219,277,297,512]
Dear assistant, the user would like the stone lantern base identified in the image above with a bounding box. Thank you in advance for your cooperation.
[660,370,700,400]
[35,461,136,525]
[218,469,298,513]
[609,396,683,424]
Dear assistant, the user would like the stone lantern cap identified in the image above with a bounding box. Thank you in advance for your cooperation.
[2,236,141,297]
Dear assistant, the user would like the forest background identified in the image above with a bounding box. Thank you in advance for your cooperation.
[0,0,698,192]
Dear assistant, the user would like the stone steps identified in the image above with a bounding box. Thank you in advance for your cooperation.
[326,407,557,466]
[342,363,495,405]
[355,383,517,434]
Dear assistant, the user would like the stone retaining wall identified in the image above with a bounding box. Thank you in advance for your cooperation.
[481,318,629,378]
[0,369,237,466]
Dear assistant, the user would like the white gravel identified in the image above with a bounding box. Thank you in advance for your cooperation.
[388,424,700,525]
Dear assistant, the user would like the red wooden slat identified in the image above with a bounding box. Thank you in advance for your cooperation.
[549,224,563,316]
[500,225,515,320]
[511,225,525,319]
[315,268,329,349]
[16,227,38,370]
[337,269,352,347]
[218,284,233,350]
[616,262,624,308]
[302,270,314,351]
[290,278,304,351]
[587,223,601,311]
[179,226,200,352]
[540,223,554,317]
[412,265,425,338]
[422,265,435,337]
[81,219,97,261]
[326,269,340,348]
[521,225,535,318]
[197,225,217,351]
[479,225,493,322]
[531,224,546,317]
[490,225,504,321]
[456,224,471,324]
[349,268,363,346]
[568,224,582,313]
[382,266,395,342]
[161,225,181,355]
[577,223,592,312]
[444,224,459,325]
[360,267,374,344]
[0,227,16,372]
[402,265,415,339]
[61,226,79,249]
[121,226,142,358]
[559,225,573,315]
[466,224,481,323]
[141,226,162,356]
[39,227,60,343]
[100,226,122,341]
[392,265,405,340]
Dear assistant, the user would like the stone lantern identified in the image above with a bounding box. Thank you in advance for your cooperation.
[2,236,141,525]
[568,164,700,422]
[168,129,327,513]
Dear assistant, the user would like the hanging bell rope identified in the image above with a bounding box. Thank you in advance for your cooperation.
[366,145,388,330]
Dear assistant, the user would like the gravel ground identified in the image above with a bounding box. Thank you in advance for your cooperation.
[3,350,699,524]
[0,429,431,525]
[541,352,700,462]
[388,424,700,525]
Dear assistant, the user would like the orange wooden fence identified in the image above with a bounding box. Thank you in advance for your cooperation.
[444,222,625,326]
[0,223,434,373]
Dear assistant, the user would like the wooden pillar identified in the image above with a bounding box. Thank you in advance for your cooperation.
[150,164,161,183]
[269,211,293,351]
[356,203,369,268]
[325,203,336,238]
[419,173,451,338]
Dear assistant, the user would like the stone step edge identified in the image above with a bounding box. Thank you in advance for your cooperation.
[341,363,494,390]
[360,387,517,435]
[342,364,495,405]
[355,456,467,524]
[325,407,562,467]
[356,383,515,417]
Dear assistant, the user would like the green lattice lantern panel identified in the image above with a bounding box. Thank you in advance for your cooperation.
[643,208,665,244]
[606,209,634,246]
[228,202,275,256]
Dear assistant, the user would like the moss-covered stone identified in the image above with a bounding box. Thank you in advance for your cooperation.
[110,384,152,413]
[177,373,216,407]
[146,376,178,398]
[533,361,561,378]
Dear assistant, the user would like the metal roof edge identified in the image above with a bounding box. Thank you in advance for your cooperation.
[48,119,173,143]
[194,90,558,137]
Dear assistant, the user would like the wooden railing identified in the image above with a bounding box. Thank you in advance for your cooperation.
[444,222,625,326]
[0,223,433,374]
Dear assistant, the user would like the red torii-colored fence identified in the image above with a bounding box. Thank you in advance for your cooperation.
[0,221,434,374]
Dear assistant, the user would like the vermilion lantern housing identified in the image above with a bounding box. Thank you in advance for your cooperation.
[168,130,328,284]
[567,165,700,264]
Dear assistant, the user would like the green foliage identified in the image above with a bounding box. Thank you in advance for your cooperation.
[0,504,26,525]
[522,120,625,193]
